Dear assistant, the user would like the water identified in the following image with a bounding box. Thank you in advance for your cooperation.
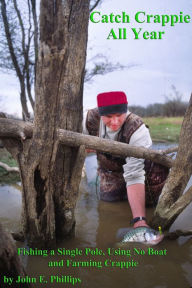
[0,143,192,288]
[0,183,22,232]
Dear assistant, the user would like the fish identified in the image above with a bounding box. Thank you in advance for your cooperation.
[121,226,164,245]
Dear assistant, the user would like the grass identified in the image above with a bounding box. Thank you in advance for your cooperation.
[143,117,183,142]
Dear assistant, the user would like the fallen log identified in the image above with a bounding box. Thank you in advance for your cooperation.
[57,129,174,168]
[0,117,174,168]
[0,118,33,140]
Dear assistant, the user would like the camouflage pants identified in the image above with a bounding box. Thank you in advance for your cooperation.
[98,169,127,202]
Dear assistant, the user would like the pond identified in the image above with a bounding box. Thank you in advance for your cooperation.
[0,143,192,288]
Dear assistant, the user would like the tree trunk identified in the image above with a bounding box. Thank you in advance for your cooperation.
[1,0,90,248]
[150,95,192,230]
[20,81,30,120]
[0,224,30,288]
[22,0,89,247]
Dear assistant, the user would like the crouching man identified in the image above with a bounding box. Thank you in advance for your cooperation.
[83,91,169,240]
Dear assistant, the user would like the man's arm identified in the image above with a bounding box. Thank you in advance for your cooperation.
[123,124,152,227]
[127,183,148,228]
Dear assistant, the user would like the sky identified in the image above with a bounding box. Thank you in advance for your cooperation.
[0,0,192,116]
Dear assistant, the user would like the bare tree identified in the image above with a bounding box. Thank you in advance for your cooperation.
[0,0,130,118]
[163,85,188,116]
[90,0,103,12]
[0,0,38,119]
[0,0,90,248]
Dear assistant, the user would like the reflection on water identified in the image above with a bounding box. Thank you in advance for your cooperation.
[0,143,192,288]
[0,183,22,232]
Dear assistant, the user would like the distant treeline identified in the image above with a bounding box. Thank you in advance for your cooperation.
[129,85,189,117]
[129,99,188,117]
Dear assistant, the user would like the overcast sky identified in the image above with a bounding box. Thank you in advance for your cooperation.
[0,0,192,116]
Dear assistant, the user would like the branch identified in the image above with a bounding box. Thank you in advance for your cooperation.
[89,0,102,12]
[166,185,192,222]
[0,118,33,140]
[0,117,174,167]
[0,161,19,173]
[0,0,23,81]
[85,61,136,83]
[160,146,178,155]
[57,129,174,168]
[151,185,192,230]
[0,0,30,119]
[13,0,26,61]
[30,0,38,82]
[164,229,192,240]
[25,0,35,110]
